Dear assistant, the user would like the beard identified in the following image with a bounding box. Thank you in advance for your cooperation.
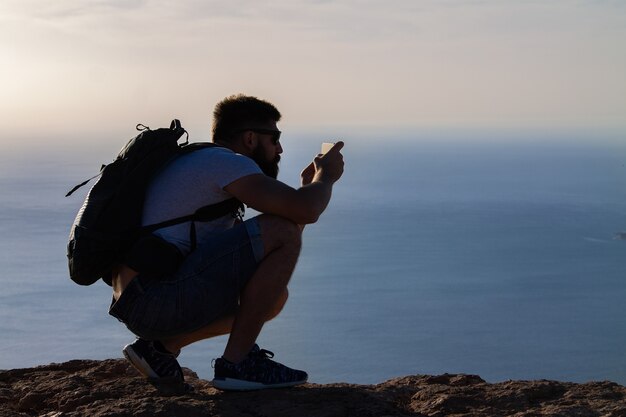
[252,146,280,179]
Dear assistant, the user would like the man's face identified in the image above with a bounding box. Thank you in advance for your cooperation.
[252,145,280,178]
[250,121,282,179]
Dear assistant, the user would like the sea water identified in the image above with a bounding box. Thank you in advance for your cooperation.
[1,131,625,385]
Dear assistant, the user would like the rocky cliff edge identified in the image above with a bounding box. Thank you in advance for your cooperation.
[1,359,625,416]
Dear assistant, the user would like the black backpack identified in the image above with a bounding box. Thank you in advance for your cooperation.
[66,120,242,286]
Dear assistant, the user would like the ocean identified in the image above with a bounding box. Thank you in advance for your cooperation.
[1,130,625,385]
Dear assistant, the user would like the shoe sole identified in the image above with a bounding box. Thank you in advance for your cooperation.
[123,344,159,379]
[212,377,307,391]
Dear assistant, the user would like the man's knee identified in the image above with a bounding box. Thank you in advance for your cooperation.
[257,215,302,254]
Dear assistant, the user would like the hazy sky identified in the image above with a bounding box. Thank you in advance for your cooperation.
[1,0,625,143]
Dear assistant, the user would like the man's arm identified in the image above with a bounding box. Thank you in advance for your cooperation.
[224,142,344,225]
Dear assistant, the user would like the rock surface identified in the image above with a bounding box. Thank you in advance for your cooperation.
[1,359,625,416]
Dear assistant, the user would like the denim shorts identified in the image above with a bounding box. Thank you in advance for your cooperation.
[109,217,264,340]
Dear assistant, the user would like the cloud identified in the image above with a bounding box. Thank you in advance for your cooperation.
[6,0,622,49]
[0,0,625,139]
[1,0,146,21]
[1,0,424,43]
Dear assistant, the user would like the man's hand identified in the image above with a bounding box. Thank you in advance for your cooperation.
[301,141,344,187]
[226,142,345,225]
[300,161,315,187]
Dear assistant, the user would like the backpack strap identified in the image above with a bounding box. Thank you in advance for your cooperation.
[65,165,106,197]
[124,198,243,278]
[140,198,244,234]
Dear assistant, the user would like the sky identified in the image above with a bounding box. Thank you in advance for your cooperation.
[1,0,625,145]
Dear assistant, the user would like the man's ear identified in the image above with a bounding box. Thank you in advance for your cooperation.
[242,131,257,152]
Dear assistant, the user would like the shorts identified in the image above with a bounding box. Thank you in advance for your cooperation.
[108,217,264,340]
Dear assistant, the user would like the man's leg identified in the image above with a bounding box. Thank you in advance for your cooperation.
[161,214,300,357]
[223,214,301,362]
[160,289,288,353]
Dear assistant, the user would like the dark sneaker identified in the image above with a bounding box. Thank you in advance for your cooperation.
[123,338,191,395]
[212,345,308,391]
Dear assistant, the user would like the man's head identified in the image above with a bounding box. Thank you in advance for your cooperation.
[212,94,283,178]
[212,94,281,144]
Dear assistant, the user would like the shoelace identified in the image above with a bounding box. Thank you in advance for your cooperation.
[211,345,275,369]
[251,348,275,360]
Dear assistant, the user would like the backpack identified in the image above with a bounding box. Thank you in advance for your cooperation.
[66,119,243,286]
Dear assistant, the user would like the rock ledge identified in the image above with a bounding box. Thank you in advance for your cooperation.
[1,359,625,416]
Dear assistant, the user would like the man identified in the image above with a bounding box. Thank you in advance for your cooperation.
[108,94,345,391]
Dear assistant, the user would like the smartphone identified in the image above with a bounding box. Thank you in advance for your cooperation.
[321,142,335,154]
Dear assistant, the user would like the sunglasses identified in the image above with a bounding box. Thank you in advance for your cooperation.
[231,128,281,144]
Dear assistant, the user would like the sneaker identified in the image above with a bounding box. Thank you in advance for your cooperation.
[212,345,308,391]
[123,338,191,395]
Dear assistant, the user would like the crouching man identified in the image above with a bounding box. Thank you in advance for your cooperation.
[108,94,345,392]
